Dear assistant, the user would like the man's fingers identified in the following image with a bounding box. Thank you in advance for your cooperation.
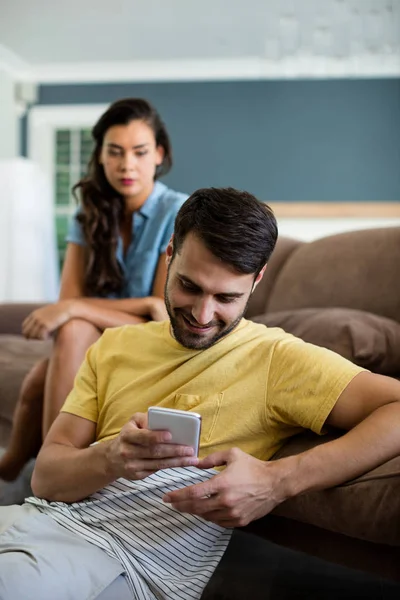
[132,443,195,460]
[163,477,219,505]
[196,450,231,470]
[125,413,173,445]
[130,412,148,429]
[128,456,199,476]
[167,495,222,516]
[123,424,172,447]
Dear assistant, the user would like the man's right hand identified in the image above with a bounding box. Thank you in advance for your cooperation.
[106,412,199,480]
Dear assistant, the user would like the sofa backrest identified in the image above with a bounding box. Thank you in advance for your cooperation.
[265,227,400,323]
[245,236,303,318]
[0,303,45,335]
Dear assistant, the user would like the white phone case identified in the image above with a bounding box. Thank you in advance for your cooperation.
[148,407,202,456]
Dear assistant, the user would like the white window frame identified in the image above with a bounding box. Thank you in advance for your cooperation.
[28,104,108,212]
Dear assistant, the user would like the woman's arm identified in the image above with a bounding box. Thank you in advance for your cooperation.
[58,242,87,300]
[22,243,88,338]
[82,253,169,320]
[67,253,169,328]
[22,251,168,339]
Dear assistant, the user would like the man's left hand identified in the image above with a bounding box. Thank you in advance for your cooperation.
[163,448,287,527]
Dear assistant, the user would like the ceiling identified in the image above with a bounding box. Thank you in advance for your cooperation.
[0,0,399,83]
[1,0,399,64]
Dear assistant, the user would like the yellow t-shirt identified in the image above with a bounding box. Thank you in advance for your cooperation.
[62,319,364,461]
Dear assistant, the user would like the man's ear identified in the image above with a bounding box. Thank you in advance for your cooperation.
[251,264,267,293]
[165,235,174,266]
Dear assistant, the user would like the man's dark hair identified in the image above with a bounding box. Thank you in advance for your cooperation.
[173,187,278,276]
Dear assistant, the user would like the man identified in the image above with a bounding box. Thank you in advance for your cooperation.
[1,187,400,600]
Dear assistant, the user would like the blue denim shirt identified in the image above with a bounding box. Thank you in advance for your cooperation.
[66,181,188,298]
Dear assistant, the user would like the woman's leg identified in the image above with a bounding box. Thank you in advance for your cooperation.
[42,318,101,437]
[0,359,48,481]
[0,319,101,481]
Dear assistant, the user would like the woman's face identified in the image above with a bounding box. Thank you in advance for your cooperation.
[99,119,164,203]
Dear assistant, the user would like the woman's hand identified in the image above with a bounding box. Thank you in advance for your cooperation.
[22,300,75,340]
[147,297,169,322]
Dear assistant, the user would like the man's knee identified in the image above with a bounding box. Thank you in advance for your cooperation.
[0,503,38,535]
[0,509,125,600]
[0,551,43,600]
[94,575,132,600]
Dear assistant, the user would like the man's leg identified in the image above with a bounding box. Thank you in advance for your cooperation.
[94,575,132,600]
[0,504,125,600]
[202,530,400,600]
[0,502,39,534]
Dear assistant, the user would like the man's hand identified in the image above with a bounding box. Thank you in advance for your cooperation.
[106,412,199,480]
[22,300,75,339]
[163,448,288,527]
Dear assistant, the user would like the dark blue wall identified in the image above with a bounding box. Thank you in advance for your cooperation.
[25,79,400,201]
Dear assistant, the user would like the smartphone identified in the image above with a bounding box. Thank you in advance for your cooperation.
[147,406,202,457]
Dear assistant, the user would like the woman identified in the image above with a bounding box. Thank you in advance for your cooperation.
[0,98,187,495]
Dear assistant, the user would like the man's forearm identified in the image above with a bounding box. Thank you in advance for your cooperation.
[277,401,400,502]
[31,441,117,503]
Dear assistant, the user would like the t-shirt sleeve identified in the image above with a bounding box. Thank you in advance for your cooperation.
[266,336,365,435]
[65,207,86,246]
[61,341,99,423]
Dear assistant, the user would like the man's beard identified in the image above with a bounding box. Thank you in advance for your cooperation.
[164,275,249,351]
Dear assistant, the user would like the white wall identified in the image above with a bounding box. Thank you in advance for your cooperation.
[277,217,400,242]
[0,158,59,302]
[0,69,18,159]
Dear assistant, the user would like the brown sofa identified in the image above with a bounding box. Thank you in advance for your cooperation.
[0,226,400,584]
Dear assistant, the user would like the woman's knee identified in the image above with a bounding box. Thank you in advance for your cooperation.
[54,319,100,354]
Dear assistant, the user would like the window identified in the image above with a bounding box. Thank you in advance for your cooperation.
[54,128,93,269]
[28,104,107,276]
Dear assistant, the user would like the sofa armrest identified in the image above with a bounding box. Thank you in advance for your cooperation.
[0,303,45,335]
[269,430,400,546]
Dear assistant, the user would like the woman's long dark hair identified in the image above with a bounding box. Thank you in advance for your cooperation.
[73,98,173,297]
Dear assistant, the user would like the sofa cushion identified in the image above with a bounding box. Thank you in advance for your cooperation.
[271,431,400,546]
[253,307,400,375]
[0,304,45,336]
[266,227,400,323]
[0,335,51,444]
